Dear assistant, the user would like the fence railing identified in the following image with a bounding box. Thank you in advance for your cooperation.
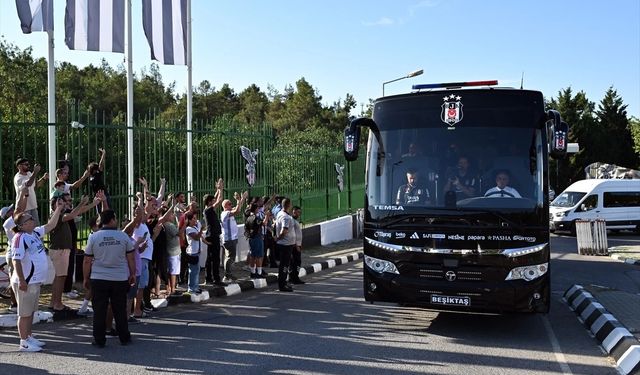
[0,113,365,249]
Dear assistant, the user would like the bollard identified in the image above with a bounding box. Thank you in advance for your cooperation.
[575,219,608,255]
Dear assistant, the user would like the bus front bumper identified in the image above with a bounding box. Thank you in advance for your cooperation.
[363,268,549,313]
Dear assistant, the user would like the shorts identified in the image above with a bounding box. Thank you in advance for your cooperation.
[167,255,181,275]
[49,249,71,276]
[249,237,265,258]
[12,283,41,317]
[138,258,150,289]
[127,276,140,299]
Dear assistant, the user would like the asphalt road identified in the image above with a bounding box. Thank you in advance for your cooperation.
[1,234,639,374]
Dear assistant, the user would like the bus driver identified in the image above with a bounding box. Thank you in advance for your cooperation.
[484,170,521,198]
[396,169,431,206]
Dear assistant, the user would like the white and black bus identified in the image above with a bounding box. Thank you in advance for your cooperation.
[344,80,568,313]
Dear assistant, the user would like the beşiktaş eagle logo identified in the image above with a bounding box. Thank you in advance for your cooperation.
[441,94,463,126]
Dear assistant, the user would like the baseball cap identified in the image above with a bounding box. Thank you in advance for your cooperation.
[0,204,15,219]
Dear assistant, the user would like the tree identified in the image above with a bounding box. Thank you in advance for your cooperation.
[596,87,639,168]
[547,87,598,188]
[0,40,47,120]
[235,84,268,126]
[630,116,640,157]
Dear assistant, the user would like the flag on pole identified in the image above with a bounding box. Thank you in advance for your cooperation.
[64,0,125,53]
[142,0,187,65]
[15,0,54,33]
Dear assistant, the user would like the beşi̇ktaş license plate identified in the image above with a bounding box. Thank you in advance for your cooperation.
[431,294,470,306]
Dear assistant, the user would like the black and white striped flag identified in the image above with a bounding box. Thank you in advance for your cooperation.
[15,0,54,33]
[64,0,125,53]
[142,0,188,65]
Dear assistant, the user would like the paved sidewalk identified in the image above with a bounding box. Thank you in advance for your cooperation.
[564,241,640,375]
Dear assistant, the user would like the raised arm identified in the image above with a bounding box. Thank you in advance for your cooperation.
[230,191,248,215]
[43,199,65,233]
[70,169,90,190]
[212,179,224,208]
[24,163,41,188]
[98,148,106,172]
[156,177,166,202]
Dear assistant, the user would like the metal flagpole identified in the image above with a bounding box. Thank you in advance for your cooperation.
[47,30,56,192]
[126,0,135,216]
[186,0,193,200]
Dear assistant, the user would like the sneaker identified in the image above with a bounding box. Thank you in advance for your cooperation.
[77,307,94,316]
[222,277,234,284]
[19,340,42,352]
[142,306,158,312]
[127,317,140,324]
[256,273,267,279]
[250,272,258,279]
[279,286,294,292]
[27,335,45,347]
[64,291,79,299]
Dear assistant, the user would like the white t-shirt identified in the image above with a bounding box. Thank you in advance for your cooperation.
[275,211,296,246]
[220,210,238,241]
[484,186,522,198]
[10,226,47,285]
[4,217,15,264]
[185,226,202,255]
[132,223,154,260]
[14,172,37,210]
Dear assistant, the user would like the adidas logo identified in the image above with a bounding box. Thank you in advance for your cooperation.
[410,232,420,239]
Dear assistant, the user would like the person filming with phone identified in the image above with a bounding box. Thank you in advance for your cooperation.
[444,156,477,200]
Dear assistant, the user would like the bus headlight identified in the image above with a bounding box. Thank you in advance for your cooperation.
[505,263,548,281]
[364,255,399,274]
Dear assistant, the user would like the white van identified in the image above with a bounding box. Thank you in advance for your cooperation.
[550,179,640,235]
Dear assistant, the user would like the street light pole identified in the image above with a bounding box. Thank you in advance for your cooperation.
[382,69,424,96]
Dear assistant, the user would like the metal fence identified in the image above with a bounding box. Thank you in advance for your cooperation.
[0,112,365,249]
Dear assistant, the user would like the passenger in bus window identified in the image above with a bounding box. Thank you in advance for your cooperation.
[444,156,477,200]
[396,169,431,205]
[484,170,521,198]
[401,143,422,158]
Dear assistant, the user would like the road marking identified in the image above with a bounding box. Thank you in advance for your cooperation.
[541,314,573,374]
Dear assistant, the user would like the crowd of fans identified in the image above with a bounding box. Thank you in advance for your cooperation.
[3,149,306,351]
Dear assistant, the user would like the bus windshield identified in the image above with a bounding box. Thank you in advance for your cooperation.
[366,126,544,215]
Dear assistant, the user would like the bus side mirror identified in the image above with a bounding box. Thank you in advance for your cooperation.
[547,110,569,159]
[344,122,361,161]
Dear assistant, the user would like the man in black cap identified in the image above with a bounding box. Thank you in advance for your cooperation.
[13,158,48,226]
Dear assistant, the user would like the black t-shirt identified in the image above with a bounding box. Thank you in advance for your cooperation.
[448,171,478,198]
[396,184,430,205]
[204,206,221,237]
[244,213,263,239]
[88,170,107,193]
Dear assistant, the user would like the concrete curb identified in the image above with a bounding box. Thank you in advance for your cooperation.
[608,246,640,266]
[564,284,640,375]
[610,254,640,266]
